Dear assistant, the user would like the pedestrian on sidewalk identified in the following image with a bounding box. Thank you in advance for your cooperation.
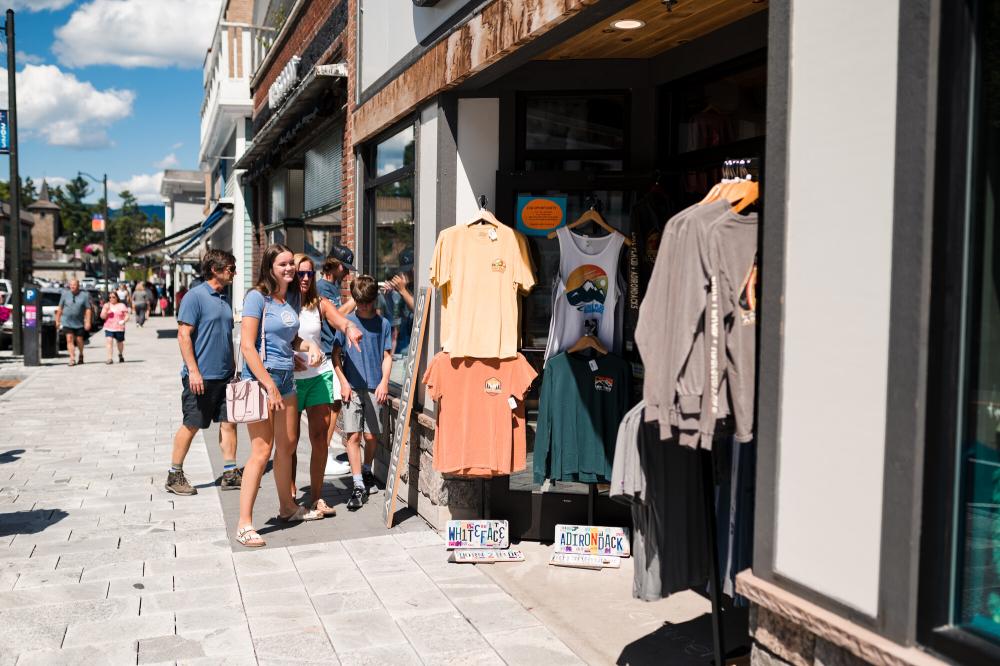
[333,275,393,512]
[100,291,129,364]
[236,244,336,547]
[55,278,93,366]
[317,249,358,476]
[290,253,362,517]
[132,282,151,327]
[166,250,241,497]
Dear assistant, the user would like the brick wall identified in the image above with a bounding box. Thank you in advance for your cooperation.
[251,0,341,118]
[224,0,253,24]
[341,0,357,270]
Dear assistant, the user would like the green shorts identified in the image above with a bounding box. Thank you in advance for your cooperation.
[295,370,340,410]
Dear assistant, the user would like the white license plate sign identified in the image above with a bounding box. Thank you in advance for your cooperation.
[554,524,630,557]
[549,552,621,569]
[451,549,524,564]
[446,520,509,549]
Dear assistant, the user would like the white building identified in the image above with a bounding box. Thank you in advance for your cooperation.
[198,0,274,314]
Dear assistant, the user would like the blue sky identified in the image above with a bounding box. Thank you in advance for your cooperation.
[0,0,222,205]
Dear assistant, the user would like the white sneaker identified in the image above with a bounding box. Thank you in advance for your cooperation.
[324,454,352,476]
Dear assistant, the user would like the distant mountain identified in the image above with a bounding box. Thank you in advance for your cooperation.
[108,204,165,224]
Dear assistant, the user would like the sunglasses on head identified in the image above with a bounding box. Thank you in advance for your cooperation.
[297,270,315,278]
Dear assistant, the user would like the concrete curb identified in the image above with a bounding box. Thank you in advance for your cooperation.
[0,367,42,402]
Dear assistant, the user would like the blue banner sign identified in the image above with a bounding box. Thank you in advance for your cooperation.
[0,110,9,154]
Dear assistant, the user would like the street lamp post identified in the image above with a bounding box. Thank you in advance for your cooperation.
[79,171,108,293]
[5,10,23,355]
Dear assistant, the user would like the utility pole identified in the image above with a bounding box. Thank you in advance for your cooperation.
[5,10,21,355]
[80,171,109,294]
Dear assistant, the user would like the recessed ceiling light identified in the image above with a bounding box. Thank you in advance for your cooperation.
[611,19,645,30]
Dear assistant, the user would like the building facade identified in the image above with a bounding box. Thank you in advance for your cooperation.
[199,0,271,313]
[237,0,352,279]
[222,1,1000,663]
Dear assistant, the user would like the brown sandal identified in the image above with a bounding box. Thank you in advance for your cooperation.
[312,499,337,517]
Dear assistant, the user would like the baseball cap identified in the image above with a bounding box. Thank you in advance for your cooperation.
[328,243,356,272]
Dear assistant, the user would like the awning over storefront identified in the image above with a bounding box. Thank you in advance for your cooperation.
[170,204,232,258]
[133,219,204,257]
[235,63,347,174]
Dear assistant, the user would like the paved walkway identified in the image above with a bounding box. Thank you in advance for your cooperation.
[0,317,583,665]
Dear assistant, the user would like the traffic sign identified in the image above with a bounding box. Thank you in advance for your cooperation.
[91,214,105,231]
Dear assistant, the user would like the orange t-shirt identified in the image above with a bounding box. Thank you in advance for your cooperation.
[429,223,535,359]
[423,352,538,477]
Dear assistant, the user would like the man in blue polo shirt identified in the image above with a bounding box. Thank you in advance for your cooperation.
[166,249,239,496]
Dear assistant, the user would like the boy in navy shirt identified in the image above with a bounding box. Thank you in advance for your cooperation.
[333,275,392,510]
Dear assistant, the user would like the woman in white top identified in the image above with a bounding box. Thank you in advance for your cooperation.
[292,253,356,516]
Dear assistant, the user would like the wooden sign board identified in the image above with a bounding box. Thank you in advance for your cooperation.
[450,549,525,564]
[554,524,630,558]
[383,288,432,528]
[446,520,510,549]
[549,552,622,570]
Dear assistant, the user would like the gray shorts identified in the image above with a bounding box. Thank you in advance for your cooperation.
[342,388,383,437]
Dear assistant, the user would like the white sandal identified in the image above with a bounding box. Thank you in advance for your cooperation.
[236,526,265,548]
[278,506,323,523]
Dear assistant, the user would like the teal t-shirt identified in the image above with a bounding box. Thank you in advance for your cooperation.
[534,351,631,484]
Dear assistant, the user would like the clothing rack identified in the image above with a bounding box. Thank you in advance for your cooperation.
[701,448,726,665]
[700,156,758,665]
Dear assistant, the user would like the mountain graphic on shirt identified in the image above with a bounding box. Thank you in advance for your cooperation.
[565,265,609,312]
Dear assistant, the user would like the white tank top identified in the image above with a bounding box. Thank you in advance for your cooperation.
[294,305,334,379]
[544,226,625,364]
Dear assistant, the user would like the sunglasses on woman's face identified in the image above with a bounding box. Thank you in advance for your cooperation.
[297,270,315,278]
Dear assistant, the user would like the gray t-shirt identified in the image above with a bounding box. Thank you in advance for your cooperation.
[58,290,92,329]
[132,289,152,306]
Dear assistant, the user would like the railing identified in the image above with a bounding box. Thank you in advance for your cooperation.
[201,22,276,118]
[224,171,237,199]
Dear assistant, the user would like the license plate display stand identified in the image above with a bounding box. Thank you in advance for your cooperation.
[446,519,523,564]
[548,524,631,570]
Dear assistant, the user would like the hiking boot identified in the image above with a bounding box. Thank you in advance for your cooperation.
[347,486,366,511]
[165,470,197,496]
[220,468,241,491]
[362,470,379,496]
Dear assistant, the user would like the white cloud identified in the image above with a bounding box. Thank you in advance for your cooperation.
[171,141,183,150]
[108,172,164,205]
[0,64,134,148]
[153,152,179,169]
[33,175,70,190]
[16,52,45,65]
[54,0,222,69]
[9,0,74,11]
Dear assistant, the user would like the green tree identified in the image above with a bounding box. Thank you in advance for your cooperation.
[0,176,40,206]
[53,176,97,252]
[108,190,148,258]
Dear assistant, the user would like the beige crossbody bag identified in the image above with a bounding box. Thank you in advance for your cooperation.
[226,301,269,423]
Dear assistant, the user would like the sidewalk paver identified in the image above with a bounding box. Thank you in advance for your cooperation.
[0,317,584,664]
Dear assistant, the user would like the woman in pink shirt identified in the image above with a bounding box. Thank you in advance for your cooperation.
[101,291,130,364]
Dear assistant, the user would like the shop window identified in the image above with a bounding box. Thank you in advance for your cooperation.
[363,121,416,390]
[518,93,628,172]
[922,1,1000,662]
[670,61,766,154]
[304,128,343,216]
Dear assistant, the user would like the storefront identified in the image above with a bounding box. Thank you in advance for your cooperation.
[347,0,1000,664]
[236,0,351,268]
